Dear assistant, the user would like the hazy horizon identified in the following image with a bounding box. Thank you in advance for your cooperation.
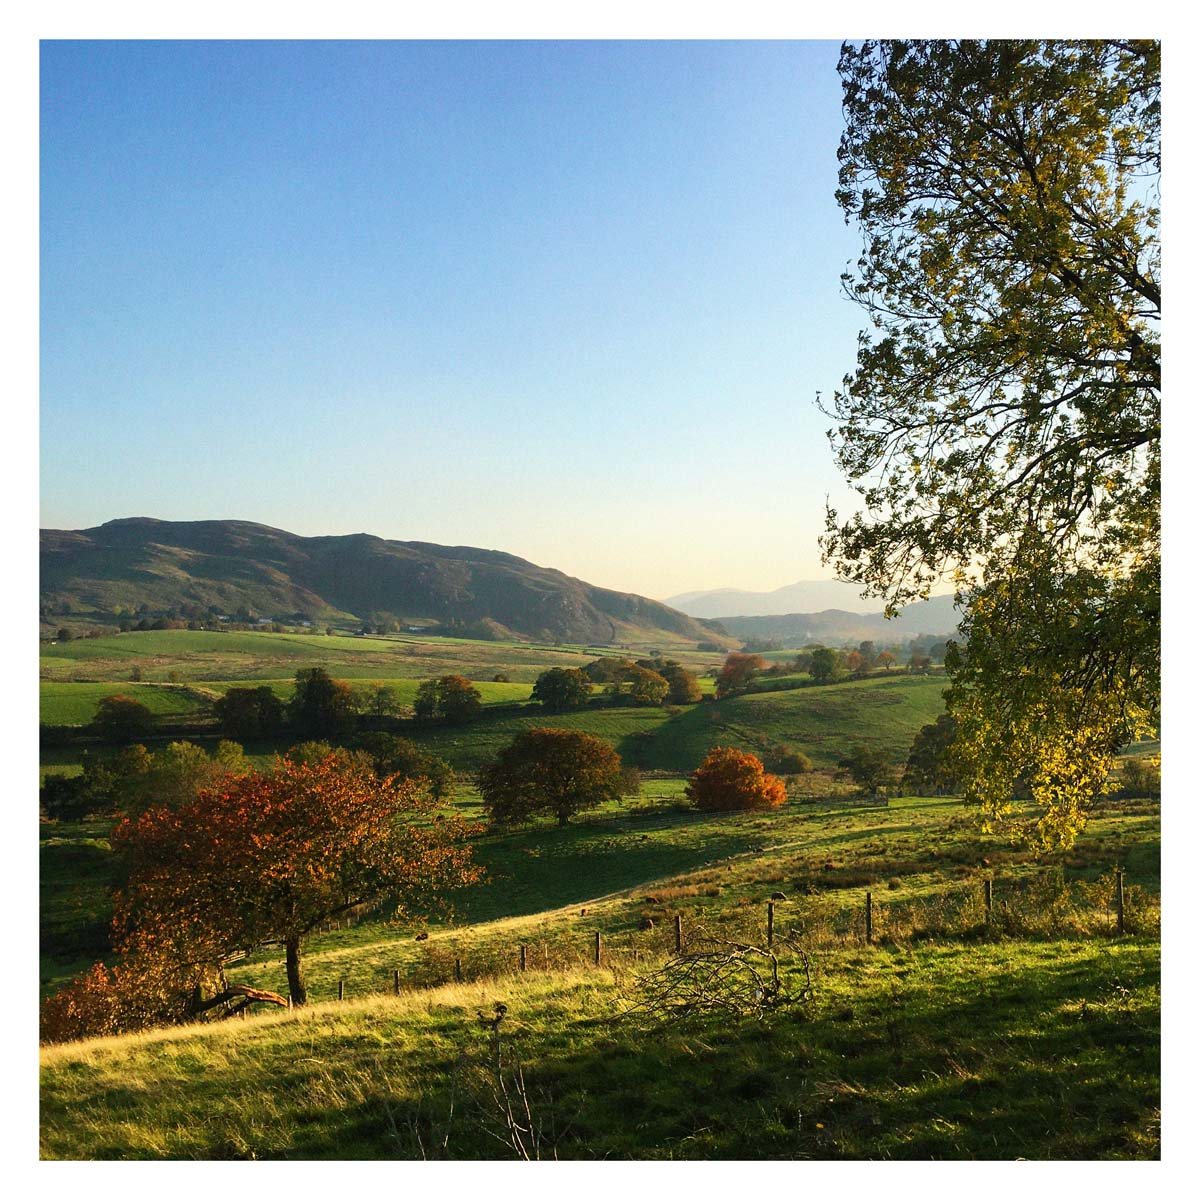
[41,40,866,598]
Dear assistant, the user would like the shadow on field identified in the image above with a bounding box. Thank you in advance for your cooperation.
[263,946,1160,1160]
[459,818,765,923]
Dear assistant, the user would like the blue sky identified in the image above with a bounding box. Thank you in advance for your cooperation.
[41,39,866,598]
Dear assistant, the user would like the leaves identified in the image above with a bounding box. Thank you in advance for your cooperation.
[823,41,1159,846]
[479,728,624,828]
[686,746,787,812]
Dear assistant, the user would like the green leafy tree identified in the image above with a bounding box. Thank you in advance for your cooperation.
[839,746,897,797]
[654,660,703,704]
[414,675,483,724]
[625,664,670,706]
[287,668,356,739]
[903,713,960,795]
[583,656,634,684]
[479,728,623,827]
[213,686,285,739]
[352,732,456,800]
[531,667,593,713]
[121,740,249,815]
[91,694,156,743]
[822,40,1159,847]
[809,647,838,684]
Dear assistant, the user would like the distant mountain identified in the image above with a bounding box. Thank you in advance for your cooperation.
[665,580,899,618]
[40,518,737,649]
[717,594,961,645]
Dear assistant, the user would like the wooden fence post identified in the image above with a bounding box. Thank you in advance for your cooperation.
[1116,869,1126,935]
[393,969,400,996]
[455,956,463,983]
[865,892,874,945]
[766,901,775,948]
[519,944,527,972]
[338,979,345,1001]
[674,913,683,955]
[984,878,993,923]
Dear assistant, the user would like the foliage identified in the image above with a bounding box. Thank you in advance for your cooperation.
[213,685,285,738]
[479,728,624,828]
[91,694,156,742]
[415,675,484,724]
[352,732,456,799]
[40,952,225,1045]
[109,754,481,1007]
[357,684,404,717]
[582,657,634,684]
[119,740,250,815]
[903,712,960,795]
[822,40,1160,845]
[1119,755,1160,797]
[686,746,786,812]
[945,559,1157,847]
[715,653,767,699]
[809,647,838,684]
[40,773,97,822]
[773,749,813,775]
[656,661,702,704]
[531,667,592,713]
[623,664,670,706]
[839,745,898,796]
[288,667,357,739]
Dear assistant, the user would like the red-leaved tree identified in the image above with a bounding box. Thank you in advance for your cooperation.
[714,654,767,698]
[114,755,481,1006]
[44,755,481,1040]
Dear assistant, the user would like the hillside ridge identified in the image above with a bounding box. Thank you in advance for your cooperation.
[40,518,735,648]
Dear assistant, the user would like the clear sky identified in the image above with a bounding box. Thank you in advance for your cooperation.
[40,39,867,600]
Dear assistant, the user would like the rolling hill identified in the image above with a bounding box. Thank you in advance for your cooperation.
[665,579,888,617]
[667,581,960,643]
[40,519,736,649]
[715,595,961,645]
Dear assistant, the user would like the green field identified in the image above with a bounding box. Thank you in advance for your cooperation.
[39,682,215,726]
[41,628,726,685]
[40,792,1160,1159]
[40,677,536,727]
[38,626,1159,1160]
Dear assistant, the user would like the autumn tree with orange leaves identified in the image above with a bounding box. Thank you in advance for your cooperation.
[714,653,767,699]
[44,755,481,1039]
[119,755,480,1006]
[686,746,787,812]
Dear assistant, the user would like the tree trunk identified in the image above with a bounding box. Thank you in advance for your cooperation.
[285,935,307,1006]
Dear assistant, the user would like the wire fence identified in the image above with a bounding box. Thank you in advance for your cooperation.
[304,866,1157,1006]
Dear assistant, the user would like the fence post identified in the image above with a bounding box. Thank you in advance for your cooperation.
[455,956,463,983]
[519,944,527,972]
[766,901,775,948]
[865,892,874,945]
[393,969,400,996]
[674,913,683,955]
[594,930,602,966]
[1116,869,1126,935]
[984,878,993,924]
[338,978,345,1001]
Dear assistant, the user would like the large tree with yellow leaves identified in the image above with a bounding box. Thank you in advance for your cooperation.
[823,41,1159,847]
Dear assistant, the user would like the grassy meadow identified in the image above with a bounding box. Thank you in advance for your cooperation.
[38,626,1160,1159]
[40,790,1160,1159]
